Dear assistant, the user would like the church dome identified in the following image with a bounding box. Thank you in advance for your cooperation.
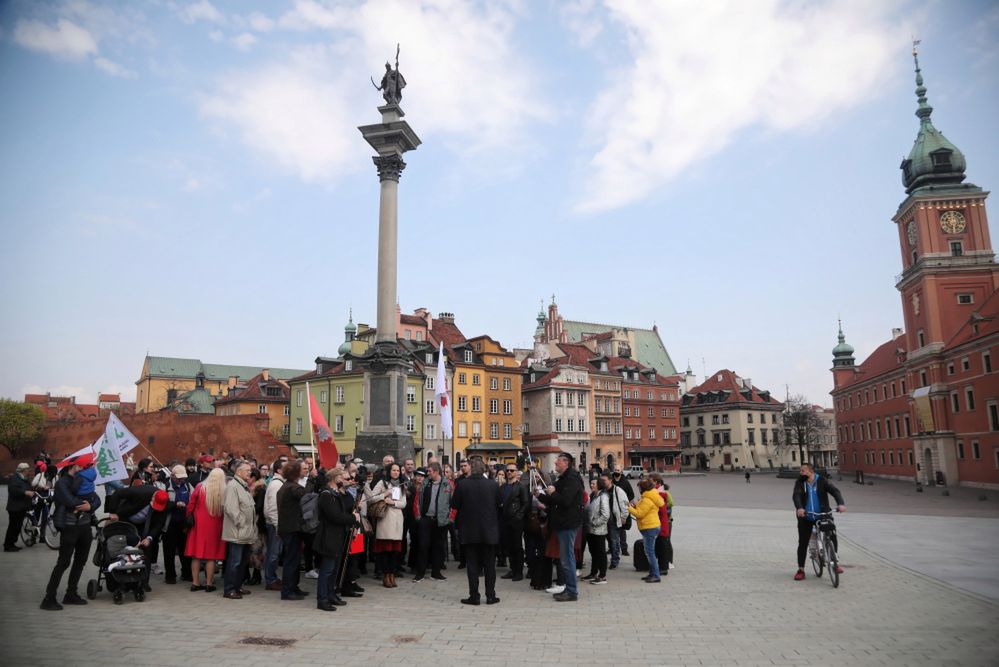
[900,49,967,194]
[832,321,855,367]
[338,340,352,356]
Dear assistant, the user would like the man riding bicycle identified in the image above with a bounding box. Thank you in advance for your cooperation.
[792,462,845,581]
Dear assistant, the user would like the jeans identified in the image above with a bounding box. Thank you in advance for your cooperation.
[223,542,249,594]
[264,524,282,585]
[281,532,302,597]
[46,524,93,598]
[640,528,660,578]
[606,525,621,566]
[556,528,579,597]
[317,553,339,603]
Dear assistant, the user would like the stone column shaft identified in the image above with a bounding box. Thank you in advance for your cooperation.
[376,177,399,343]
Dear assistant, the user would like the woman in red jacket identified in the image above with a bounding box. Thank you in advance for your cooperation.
[650,474,673,575]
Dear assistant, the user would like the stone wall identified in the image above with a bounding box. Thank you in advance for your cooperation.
[1,412,290,474]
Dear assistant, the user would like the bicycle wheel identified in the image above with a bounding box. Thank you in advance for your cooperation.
[43,517,60,550]
[825,539,839,588]
[810,537,823,576]
[20,520,36,547]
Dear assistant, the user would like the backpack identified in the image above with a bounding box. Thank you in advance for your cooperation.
[300,491,320,534]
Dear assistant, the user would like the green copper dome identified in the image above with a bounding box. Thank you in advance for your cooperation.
[339,310,356,356]
[900,49,967,194]
[832,320,855,368]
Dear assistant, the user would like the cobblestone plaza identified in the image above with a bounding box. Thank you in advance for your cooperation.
[2,474,997,666]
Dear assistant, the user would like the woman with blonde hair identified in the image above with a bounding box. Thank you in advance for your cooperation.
[185,468,227,592]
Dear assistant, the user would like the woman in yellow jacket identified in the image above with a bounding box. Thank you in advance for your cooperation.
[627,479,665,583]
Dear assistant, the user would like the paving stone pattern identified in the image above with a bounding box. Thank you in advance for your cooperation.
[1,482,997,666]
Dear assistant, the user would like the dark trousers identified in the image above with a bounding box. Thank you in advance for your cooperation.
[5,509,27,548]
[797,517,837,567]
[464,543,496,600]
[586,533,608,577]
[415,517,445,577]
[281,532,302,596]
[500,524,524,576]
[45,524,92,598]
[301,532,315,571]
[317,553,340,603]
[618,526,629,554]
[403,516,417,567]
[162,521,190,581]
[223,542,249,594]
[524,531,543,585]
[655,535,671,574]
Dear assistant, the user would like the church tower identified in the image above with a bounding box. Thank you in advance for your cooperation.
[893,46,998,355]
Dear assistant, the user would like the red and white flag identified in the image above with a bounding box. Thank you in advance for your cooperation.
[306,381,339,468]
[435,342,452,439]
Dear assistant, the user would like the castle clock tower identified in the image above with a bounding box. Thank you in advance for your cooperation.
[893,47,997,356]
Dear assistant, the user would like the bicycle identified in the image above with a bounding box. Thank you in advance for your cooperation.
[807,511,841,588]
[20,492,59,550]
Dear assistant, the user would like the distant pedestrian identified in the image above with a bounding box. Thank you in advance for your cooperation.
[5,462,34,552]
[746,470,752,484]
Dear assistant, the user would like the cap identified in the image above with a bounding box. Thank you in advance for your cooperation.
[171,464,188,479]
[415,467,428,477]
[151,489,169,512]
[16,462,30,471]
[198,455,215,464]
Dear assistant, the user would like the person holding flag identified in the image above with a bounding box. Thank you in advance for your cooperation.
[306,381,339,469]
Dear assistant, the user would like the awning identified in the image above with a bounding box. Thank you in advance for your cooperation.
[464,441,522,453]
[627,448,681,455]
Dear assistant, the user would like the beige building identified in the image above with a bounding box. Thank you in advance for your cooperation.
[680,370,785,471]
[522,362,592,471]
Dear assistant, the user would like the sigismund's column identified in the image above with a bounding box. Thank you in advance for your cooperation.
[354,56,422,465]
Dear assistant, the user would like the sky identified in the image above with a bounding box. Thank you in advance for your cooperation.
[1,0,997,408]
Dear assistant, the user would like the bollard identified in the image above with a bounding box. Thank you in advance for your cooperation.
[941,489,950,497]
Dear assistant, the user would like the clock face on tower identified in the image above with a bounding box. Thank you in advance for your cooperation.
[940,210,966,234]
[906,220,917,246]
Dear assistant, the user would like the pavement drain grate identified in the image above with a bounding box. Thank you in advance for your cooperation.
[392,635,420,644]
[239,637,297,648]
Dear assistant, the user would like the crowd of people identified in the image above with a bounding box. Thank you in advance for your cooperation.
[7,449,682,610]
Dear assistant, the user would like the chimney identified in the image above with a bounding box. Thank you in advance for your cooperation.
[261,369,270,381]
[228,376,239,389]
[891,327,903,340]
[438,312,455,324]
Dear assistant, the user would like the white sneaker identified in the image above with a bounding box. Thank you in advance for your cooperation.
[151,564,162,575]
[576,569,582,576]
[545,584,565,594]
[304,569,319,579]
[669,562,675,569]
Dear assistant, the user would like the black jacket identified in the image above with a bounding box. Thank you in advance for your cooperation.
[277,481,306,534]
[499,481,530,528]
[105,484,165,538]
[792,475,845,515]
[450,475,499,545]
[538,468,585,531]
[52,473,102,528]
[614,476,635,501]
[6,473,32,512]
[314,489,355,557]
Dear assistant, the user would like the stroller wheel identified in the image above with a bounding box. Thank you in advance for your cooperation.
[86,579,98,600]
[134,589,145,602]
[113,591,123,605]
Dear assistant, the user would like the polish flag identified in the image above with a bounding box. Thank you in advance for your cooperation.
[306,381,339,468]
[435,342,452,439]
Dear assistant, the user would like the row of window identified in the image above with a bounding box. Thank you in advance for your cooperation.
[594,420,623,435]
[554,392,586,407]
[623,406,676,418]
[623,389,677,401]
[453,421,515,439]
[947,351,993,376]
[838,378,908,411]
[594,397,621,413]
[858,449,915,467]
[840,415,912,443]
[680,428,781,447]
[554,418,587,433]
[624,427,678,440]
[455,372,513,389]
[681,412,778,427]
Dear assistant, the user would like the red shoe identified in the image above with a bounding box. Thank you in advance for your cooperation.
[793,570,805,581]
[834,565,844,575]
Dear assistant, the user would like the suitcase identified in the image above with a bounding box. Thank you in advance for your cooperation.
[632,539,647,571]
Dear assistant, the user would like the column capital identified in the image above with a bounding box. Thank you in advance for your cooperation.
[373,154,406,182]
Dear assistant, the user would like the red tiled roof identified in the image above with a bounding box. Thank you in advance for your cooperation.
[522,365,561,390]
[77,404,100,418]
[834,339,907,391]
[556,342,597,367]
[215,372,290,404]
[98,393,120,402]
[430,319,467,360]
[686,369,782,405]
[24,394,49,404]
[400,314,426,326]
[944,288,999,350]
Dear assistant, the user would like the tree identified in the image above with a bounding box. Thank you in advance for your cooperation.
[0,399,46,458]
[783,395,824,466]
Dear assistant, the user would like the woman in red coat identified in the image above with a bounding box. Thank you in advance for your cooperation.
[185,468,226,592]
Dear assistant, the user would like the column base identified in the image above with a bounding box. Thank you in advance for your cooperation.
[354,432,416,466]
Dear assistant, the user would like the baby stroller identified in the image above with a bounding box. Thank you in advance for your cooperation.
[87,519,149,604]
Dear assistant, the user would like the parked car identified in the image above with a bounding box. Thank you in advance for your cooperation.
[625,465,645,479]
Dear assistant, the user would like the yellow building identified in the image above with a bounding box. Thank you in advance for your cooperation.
[213,370,293,442]
[135,356,308,414]
[450,336,523,458]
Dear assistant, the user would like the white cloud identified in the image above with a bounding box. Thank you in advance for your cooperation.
[231,32,257,51]
[13,17,97,60]
[183,177,202,192]
[574,0,911,213]
[208,29,224,43]
[246,11,275,32]
[179,1,225,24]
[94,56,136,78]
[205,0,548,184]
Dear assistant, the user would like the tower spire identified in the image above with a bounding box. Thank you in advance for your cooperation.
[912,40,933,126]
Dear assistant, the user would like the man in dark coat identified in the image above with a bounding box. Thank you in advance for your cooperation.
[5,462,34,552]
[450,459,500,605]
[314,469,357,611]
[499,463,529,581]
[535,453,585,602]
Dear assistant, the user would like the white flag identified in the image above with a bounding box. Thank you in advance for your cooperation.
[106,413,141,455]
[93,432,128,484]
[435,342,452,439]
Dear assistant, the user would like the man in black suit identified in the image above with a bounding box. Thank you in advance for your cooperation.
[450,458,500,605]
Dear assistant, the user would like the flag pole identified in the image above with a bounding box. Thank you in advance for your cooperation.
[305,381,318,470]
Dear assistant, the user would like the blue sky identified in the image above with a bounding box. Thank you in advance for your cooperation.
[1,0,997,408]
